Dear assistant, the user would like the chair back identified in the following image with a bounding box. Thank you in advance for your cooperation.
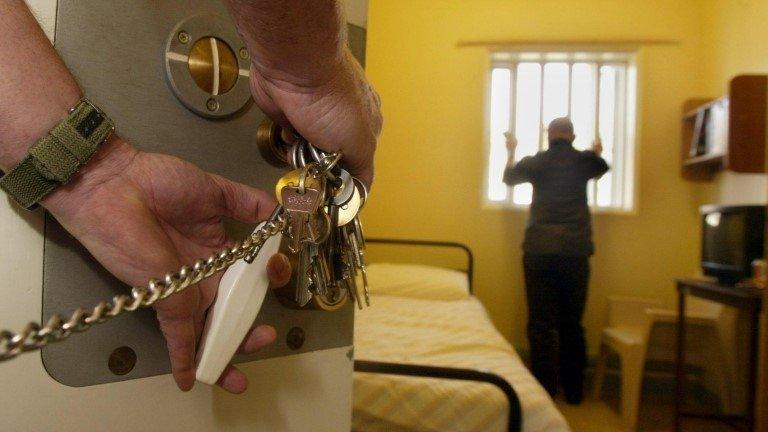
[607,296,663,328]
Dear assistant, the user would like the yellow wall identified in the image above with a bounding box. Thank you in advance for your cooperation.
[702,0,768,96]
[363,0,709,354]
[700,0,768,204]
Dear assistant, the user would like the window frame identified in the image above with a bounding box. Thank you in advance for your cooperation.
[482,49,639,215]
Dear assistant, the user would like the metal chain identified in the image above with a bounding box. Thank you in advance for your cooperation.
[0,211,288,363]
[0,149,343,363]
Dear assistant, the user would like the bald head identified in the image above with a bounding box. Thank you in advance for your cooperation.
[548,117,575,144]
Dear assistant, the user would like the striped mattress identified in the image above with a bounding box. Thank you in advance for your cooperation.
[353,294,570,432]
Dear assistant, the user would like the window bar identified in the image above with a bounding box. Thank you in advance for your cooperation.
[591,63,602,206]
[618,64,629,208]
[509,62,518,145]
[611,64,623,208]
[538,62,546,151]
[507,62,518,206]
[566,62,573,117]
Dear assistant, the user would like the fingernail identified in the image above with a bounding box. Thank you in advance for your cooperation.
[256,325,277,344]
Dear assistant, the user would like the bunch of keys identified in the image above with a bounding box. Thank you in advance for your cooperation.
[198,124,371,383]
[274,137,371,311]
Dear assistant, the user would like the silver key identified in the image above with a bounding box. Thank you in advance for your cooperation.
[341,232,363,310]
[295,246,313,306]
[347,217,370,306]
[281,170,324,253]
[310,243,330,297]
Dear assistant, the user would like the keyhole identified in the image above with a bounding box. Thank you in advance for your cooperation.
[188,37,239,95]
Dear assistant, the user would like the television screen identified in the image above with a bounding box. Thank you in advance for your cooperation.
[703,211,745,270]
[701,205,766,283]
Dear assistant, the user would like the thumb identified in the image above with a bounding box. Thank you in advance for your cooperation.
[210,174,278,223]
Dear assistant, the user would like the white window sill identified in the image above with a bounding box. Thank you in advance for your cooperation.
[482,201,637,216]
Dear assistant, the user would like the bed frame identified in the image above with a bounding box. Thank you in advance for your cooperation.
[354,238,522,432]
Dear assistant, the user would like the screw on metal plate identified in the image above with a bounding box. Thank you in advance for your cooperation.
[286,327,306,350]
[206,98,219,112]
[108,346,137,376]
[177,31,190,44]
[238,47,249,60]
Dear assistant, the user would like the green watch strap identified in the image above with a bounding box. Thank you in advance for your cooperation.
[0,99,114,209]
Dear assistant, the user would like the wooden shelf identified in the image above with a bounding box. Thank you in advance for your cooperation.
[681,75,767,182]
[682,99,721,120]
[683,153,725,167]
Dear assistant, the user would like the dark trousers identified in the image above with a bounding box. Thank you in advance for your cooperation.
[523,254,589,400]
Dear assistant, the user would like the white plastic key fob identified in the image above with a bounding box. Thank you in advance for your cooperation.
[195,223,282,385]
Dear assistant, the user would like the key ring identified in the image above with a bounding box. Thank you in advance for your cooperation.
[315,152,342,178]
[308,143,327,165]
[288,143,300,169]
[305,143,339,182]
[298,165,309,194]
[304,209,332,245]
[353,177,369,209]
[297,141,310,168]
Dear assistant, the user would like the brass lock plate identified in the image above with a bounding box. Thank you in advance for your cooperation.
[165,14,253,118]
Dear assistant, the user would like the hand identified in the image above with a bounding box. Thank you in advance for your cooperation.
[249,48,382,187]
[505,132,517,155]
[43,138,292,394]
[592,138,603,156]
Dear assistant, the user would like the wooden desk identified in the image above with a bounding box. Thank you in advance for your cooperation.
[675,278,764,432]
[758,286,768,432]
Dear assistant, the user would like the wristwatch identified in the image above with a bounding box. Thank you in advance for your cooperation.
[0,99,115,209]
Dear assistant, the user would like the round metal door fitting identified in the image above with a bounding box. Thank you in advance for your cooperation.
[312,287,349,312]
[286,327,306,350]
[256,118,292,168]
[108,346,137,376]
[165,15,252,118]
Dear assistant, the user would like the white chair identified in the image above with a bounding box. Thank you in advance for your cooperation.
[592,296,660,431]
[593,296,737,431]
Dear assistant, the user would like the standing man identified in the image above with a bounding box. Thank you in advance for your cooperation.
[503,117,609,404]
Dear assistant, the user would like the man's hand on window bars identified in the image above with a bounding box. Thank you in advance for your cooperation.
[591,138,603,156]
[505,131,518,161]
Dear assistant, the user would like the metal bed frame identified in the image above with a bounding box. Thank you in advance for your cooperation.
[353,238,522,432]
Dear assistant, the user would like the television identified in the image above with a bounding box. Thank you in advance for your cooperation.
[701,205,766,284]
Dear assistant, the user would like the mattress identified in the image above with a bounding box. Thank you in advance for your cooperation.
[353,294,570,432]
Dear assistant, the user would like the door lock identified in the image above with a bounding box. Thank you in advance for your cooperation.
[165,15,252,118]
[188,37,239,96]
[256,118,292,168]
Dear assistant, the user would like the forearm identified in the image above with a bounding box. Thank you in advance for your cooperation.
[500,151,512,184]
[0,0,82,171]
[223,0,347,87]
[0,1,138,215]
[506,153,516,168]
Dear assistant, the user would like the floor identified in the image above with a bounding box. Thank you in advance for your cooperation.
[555,398,732,432]
[556,373,735,432]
